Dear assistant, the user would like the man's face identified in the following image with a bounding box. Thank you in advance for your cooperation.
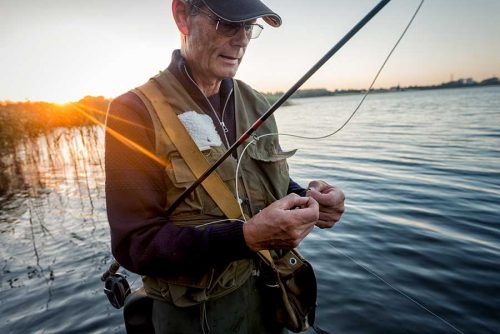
[184,10,252,83]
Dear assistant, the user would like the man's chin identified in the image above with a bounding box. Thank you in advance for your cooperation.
[217,68,239,80]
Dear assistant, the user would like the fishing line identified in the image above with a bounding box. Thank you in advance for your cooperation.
[165,0,394,216]
[326,240,464,334]
[195,218,245,229]
[235,0,425,217]
[233,1,463,332]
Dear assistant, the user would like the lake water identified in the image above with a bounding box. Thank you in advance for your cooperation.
[1,86,499,333]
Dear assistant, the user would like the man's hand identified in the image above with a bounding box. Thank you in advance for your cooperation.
[243,193,319,251]
[306,180,345,229]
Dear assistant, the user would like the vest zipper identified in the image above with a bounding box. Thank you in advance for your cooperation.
[220,121,229,133]
[183,66,231,148]
[220,88,233,135]
[183,66,253,216]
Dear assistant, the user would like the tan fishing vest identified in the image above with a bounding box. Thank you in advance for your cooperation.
[134,69,295,307]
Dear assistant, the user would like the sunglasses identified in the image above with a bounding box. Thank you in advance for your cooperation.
[190,3,264,39]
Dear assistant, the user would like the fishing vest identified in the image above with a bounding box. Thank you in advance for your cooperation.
[133,69,295,307]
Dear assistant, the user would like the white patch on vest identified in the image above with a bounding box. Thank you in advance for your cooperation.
[178,111,222,150]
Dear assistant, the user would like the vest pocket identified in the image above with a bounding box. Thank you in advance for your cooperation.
[165,149,237,218]
[164,156,203,215]
[243,143,296,213]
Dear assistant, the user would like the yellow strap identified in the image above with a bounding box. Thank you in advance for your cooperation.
[135,81,242,220]
[257,249,274,265]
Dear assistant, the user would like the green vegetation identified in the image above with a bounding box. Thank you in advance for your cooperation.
[0,96,109,151]
[0,97,108,196]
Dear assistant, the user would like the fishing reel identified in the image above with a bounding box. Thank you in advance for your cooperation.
[101,261,130,309]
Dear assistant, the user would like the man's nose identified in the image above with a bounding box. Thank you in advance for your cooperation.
[231,26,251,47]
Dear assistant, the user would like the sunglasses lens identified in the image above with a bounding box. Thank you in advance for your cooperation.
[217,21,263,39]
[191,3,263,39]
[250,24,263,39]
[217,21,241,37]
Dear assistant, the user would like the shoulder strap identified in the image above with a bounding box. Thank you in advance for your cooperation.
[134,80,242,220]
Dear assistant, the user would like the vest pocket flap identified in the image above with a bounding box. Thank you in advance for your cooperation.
[171,157,196,183]
[247,146,297,162]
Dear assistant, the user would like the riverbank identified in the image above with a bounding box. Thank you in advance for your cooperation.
[263,76,500,100]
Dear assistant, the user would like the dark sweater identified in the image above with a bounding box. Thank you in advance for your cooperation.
[105,50,305,276]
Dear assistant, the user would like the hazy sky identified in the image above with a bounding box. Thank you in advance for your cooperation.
[1,0,499,103]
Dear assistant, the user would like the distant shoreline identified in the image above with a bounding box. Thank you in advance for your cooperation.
[262,77,500,102]
[0,78,498,154]
[1,77,498,105]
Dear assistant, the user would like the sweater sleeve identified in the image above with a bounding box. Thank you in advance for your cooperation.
[288,178,307,197]
[104,92,252,276]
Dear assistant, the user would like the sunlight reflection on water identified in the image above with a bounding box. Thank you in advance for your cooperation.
[1,87,500,333]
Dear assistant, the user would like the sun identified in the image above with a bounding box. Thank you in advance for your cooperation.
[46,94,79,105]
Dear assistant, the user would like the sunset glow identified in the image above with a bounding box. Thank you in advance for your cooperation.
[1,0,499,103]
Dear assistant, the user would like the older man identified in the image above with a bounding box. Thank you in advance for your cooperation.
[105,0,345,332]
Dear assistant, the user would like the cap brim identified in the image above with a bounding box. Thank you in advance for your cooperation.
[201,0,282,27]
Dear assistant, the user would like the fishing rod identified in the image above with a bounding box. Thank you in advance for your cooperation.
[165,0,391,216]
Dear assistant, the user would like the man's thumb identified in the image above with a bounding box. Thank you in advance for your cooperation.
[307,180,321,192]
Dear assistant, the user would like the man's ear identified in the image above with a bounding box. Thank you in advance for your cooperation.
[172,0,190,35]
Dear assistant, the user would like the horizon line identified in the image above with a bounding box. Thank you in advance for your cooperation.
[1,75,498,105]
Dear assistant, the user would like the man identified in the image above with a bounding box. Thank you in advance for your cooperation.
[105,0,345,332]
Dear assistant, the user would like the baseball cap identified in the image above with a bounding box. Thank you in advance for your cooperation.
[198,0,282,27]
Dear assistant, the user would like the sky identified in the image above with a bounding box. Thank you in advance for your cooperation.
[1,0,499,103]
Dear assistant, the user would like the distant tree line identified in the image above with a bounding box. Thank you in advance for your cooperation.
[0,96,109,151]
[262,76,500,100]
[404,77,499,91]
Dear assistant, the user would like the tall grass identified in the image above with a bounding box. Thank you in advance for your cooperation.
[0,96,109,196]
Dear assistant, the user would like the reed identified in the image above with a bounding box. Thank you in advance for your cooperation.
[0,97,109,196]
